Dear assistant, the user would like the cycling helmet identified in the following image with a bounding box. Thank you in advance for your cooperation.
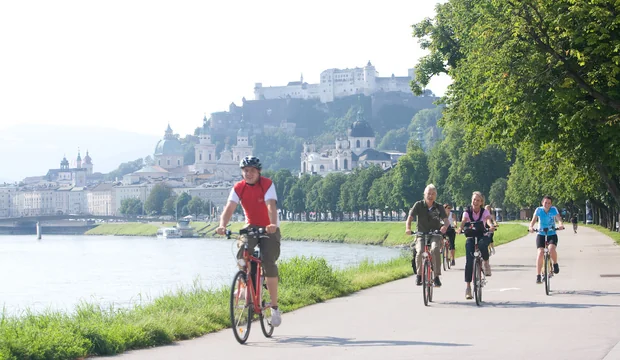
[240,155,262,170]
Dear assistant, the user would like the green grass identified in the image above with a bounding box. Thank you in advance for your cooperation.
[584,224,620,245]
[0,223,529,359]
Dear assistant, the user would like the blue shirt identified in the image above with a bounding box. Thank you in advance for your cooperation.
[535,206,559,235]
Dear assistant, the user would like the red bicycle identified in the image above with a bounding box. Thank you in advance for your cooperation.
[226,227,274,344]
[414,231,441,306]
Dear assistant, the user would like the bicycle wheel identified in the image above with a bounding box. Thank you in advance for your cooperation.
[544,254,551,296]
[442,245,448,271]
[474,259,483,306]
[230,270,253,344]
[428,262,434,303]
[259,276,274,337]
[446,244,452,269]
[422,259,430,306]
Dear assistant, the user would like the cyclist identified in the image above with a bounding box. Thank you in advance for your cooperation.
[485,204,498,255]
[570,213,578,234]
[405,184,449,287]
[528,195,565,284]
[216,156,282,327]
[443,204,457,266]
[458,191,495,300]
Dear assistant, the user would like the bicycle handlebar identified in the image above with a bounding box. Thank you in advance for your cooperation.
[532,226,564,233]
[225,227,268,239]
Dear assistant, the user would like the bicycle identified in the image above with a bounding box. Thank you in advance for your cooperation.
[441,234,451,271]
[414,231,441,306]
[462,222,489,306]
[226,227,274,344]
[534,226,563,296]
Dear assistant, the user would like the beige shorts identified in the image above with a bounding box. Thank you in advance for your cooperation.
[237,227,281,277]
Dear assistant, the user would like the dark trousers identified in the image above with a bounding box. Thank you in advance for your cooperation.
[465,236,490,283]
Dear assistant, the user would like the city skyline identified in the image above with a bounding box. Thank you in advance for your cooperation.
[0,0,449,138]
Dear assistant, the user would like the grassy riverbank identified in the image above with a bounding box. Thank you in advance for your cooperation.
[85,221,528,248]
[0,223,528,359]
[585,224,620,245]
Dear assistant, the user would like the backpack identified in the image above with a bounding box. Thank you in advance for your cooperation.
[464,206,486,238]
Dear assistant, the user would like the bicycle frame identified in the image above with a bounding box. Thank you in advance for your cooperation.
[239,237,270,315]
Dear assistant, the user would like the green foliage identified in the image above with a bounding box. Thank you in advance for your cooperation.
[162,196,177,216]
[377,128,409,152]
[144,184,170,216]
[488,178,508,210]
[252,130,304,171]
[175,193,191,217]
[119,198,143,216]
[391,140,429,211]
[187,197,204,218]
[408,107,444,151]
[105,158,144,181]
[411,0,620,207]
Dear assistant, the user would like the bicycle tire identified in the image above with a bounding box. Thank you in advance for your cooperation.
[474,259,482,306]
[442,245,448,271]
[446,244,452,269]
[544,254,551,296]
[259,277,274,337]
[230,270,253,344]
[428,260,434,303]
[422,259,430,306]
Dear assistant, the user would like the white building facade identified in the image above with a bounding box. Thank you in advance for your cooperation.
[254,61,415,103]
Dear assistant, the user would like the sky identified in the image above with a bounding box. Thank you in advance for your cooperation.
[0,0,450,138]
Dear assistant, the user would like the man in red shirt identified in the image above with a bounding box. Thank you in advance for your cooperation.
[217,156,282,327]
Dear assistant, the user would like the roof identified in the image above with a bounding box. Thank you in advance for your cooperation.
[135,165,169,174]
[154,138,183,156]
[91,183,115,192]
[358,149,391,161]
[348,120,375,137]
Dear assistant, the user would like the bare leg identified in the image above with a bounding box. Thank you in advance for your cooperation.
[549,244,558,264]
[536,248,544,275]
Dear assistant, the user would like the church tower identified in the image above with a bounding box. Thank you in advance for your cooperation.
[232,117,253,163]
[76,149,82,169]
[83,150,93,175]
[194,115,217,173]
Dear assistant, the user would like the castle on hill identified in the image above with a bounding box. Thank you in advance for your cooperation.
[254,61,415,103]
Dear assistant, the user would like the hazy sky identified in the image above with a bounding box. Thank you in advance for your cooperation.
[0,0,449,137]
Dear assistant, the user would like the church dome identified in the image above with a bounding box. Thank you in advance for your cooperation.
[155,125,183,156]
[154,138,183,156]
[83,151,92,164]
[237,128,249,137]
[348,120,375,137]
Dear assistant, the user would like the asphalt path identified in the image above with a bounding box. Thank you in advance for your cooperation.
[100,226,620,360]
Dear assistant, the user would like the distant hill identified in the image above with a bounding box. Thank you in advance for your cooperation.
[0,125,160,182]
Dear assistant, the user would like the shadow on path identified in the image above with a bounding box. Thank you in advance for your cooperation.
[553,290,620,297]
[436,301,619,309]
[248,336,471,348]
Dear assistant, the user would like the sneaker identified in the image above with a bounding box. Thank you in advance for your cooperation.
[553,263,560,274]
[434,277,442,287]
[451,259,455,266]
[270,307,282,327]
[536,275,542,284]
[465,287,473,299]
[415,275,422,286]
[483,262,492,276]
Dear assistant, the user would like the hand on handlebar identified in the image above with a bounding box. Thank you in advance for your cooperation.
[266,224,277,234]
[405,229,412,235]
[216,226,227,236]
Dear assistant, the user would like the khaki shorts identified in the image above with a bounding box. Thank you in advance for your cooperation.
[237,227,281,277]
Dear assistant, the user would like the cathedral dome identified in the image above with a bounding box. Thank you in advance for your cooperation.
[348,120,375,138]
[83,151,92,164]
[154,138,183,156]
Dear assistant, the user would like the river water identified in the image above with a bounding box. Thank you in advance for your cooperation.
[0,235,404,316]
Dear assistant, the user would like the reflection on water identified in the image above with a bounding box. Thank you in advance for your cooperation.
[0,235,403,315]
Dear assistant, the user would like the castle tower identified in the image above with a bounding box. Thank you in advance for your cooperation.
[363,60,377,95]
[60,155,69,170]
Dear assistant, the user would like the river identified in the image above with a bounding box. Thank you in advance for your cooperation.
[0,235,404,316]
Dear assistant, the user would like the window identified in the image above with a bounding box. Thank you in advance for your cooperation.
[177,159,180,165]
[356,140,360,148]
[199,154,202,161]
[167,160,170,166]
[320,165,325,171]
[334,159,338,170]
[158,160,161,165]
[344,159,348,170]
[367,140,371,148]
[209,154,212,161]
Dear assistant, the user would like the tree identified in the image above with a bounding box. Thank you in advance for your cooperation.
[411,0,620,205]
[187,197,205,218]
[144,155,155,166]
[392,140,429,212]
[285,184,306,220]
[119,198,143,216]
[144,184,170,215]
[175,192,192,219]
[319,172,348,220]
[162,196,177,216]
[376,128,409,153]
[488,178,508,210]
[105,158,144,181]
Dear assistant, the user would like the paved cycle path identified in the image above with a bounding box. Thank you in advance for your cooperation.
[101,227,620,360]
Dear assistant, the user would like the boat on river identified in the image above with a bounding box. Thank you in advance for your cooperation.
[156,227,181,239]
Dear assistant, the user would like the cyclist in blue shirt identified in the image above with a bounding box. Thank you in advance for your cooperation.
[528,196,565,284]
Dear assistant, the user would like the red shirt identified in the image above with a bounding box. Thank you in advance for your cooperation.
[232,177,274,227]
